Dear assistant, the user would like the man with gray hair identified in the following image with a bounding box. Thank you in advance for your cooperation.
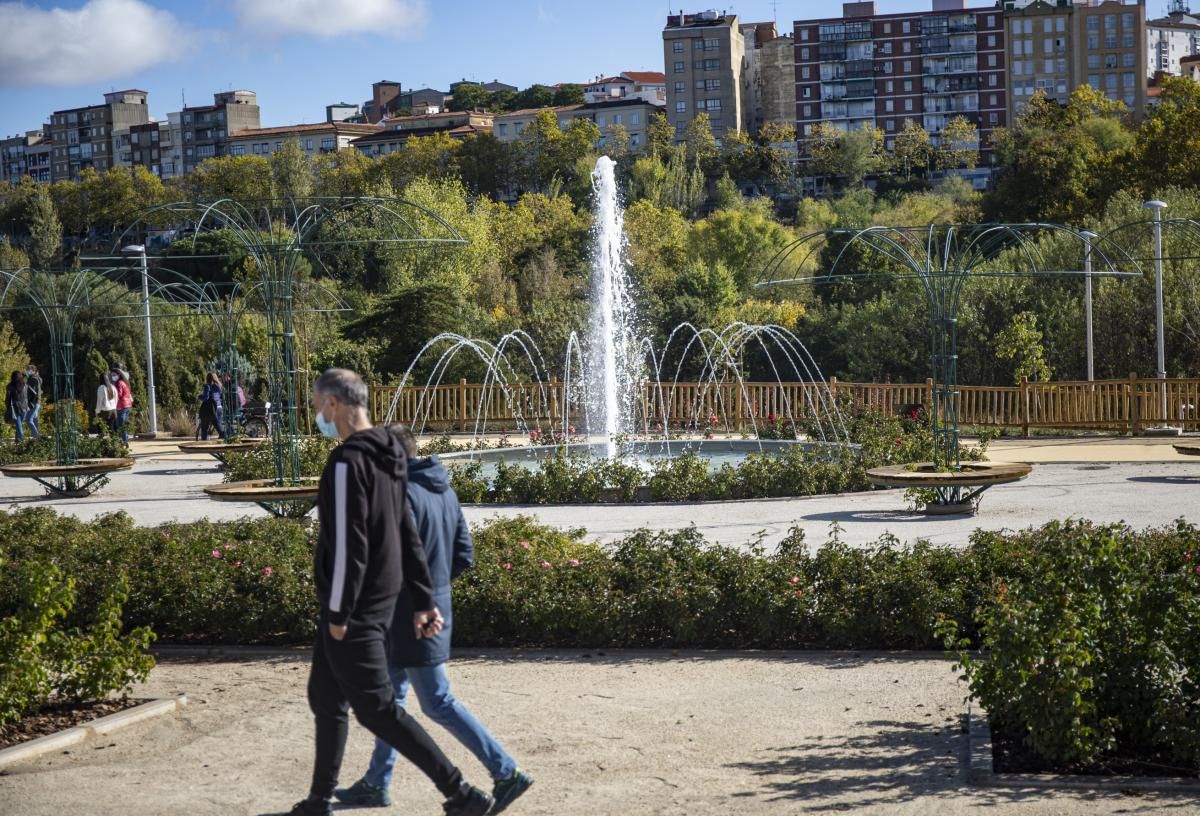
[285,369,492,816]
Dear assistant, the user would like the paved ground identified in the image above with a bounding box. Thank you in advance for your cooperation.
[0,437,1196,549]
[1,650,1195,816]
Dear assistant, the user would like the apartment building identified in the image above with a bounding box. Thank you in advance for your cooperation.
[112,120,169,178]
[757,34,797,126]
[795,1,1006,166]
[174,90,261,174]
[1,130,52,184]
[1147,2,1200,77]
[228,122,382,158]
[584,72,667,105]
[47,89,151,181]
[1071,1,1147,114]
[350,111,493,157]
[663,11,751,138]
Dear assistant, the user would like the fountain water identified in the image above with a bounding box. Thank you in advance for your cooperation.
[587,156,642,454]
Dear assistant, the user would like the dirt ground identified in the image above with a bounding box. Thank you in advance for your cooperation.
[0,650,1195,816]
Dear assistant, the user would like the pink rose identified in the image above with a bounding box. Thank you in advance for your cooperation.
[520,540,531,550]
[261,566,273,577]
[568,559,581,567]
[540,560,552,569]
[502,562,512,570]
[790,576,800,584]
[211,550,221,558]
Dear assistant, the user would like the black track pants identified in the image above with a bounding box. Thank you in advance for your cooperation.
[306,597,463,801]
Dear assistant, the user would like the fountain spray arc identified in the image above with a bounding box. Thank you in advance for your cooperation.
[587,157,643,454]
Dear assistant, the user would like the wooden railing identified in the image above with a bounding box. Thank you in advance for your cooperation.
[367,375,1200,434]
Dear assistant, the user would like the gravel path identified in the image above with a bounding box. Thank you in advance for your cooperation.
[0,651,1194,815]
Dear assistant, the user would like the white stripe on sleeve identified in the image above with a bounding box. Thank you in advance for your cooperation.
[330,461,349,612]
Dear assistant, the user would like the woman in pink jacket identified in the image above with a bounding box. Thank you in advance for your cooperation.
[110,367,133,443]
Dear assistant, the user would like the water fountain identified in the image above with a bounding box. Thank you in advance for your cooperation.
[380,159,851,474]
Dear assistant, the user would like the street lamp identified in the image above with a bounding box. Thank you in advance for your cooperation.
[1081,230,1097,382]
[1141,199,1178,434]
[121,244,158,437]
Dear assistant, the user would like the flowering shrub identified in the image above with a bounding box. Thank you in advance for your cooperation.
[939,520,1200,772]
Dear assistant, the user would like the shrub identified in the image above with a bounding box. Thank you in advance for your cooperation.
[0,555,154,727]
[0,428,128,466]
[222,436,338,483]
[940,520,1200,772]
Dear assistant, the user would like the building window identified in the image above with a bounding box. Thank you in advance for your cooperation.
[1104,14,1115,29]
[902,20,910,33]
[883,61,893,74]
[1043,18,1052,33]
[498,123,508,136]
[705,99,721,111]
[1104,33,1116,48]
[801,47,810,59]
[1088,34,1099,50]
[987,15,995,27]
[903,40,911,53]
[232,144,245,156]
[987,34,996,47]
[802,86,812,98]
[673,61,684,73]
[800,28,809,41]
[905,99,913,111]
[1023,19,1032,34]
[1088,74,1100,89]
[904,79,913,92]
[1123,53,1135,68]
[675,81,684,93]
[1011,19,1020,36]
[703,59,719,70]
[990,112,999,125]
[1123,72,1135,88]
[631,113,640,125]
[1045,59,1054,73]
[675,101,686,113]
[1122,32,1133,48]
[672,41,683,53]
[988,53,997,67]
[803,104,813,117]
[883,22,891,34]
[1105,53,1117,69]
[801,66,811,79]
[903,60,912,73]
[885,80,894,93]
[885,99,894,112]
[881,42,892,54]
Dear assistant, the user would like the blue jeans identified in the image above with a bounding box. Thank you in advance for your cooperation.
[9,414,24,443]
[114,408,131,442]
[363,662,516,789]
[24,403,39,439]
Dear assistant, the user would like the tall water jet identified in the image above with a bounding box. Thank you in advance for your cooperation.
[588,156,641,455]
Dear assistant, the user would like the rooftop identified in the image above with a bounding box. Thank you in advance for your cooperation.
[230,122,381,138]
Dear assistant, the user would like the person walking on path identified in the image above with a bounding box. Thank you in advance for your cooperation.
[110,366,133,443]
[336,424,533,813]
[5,371,28,443]
[197,372,224,441]
[286,368,492,816]
[95,376,118,432]
[23,364,41,440]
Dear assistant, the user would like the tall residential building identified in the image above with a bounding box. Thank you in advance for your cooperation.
[47,90,151,181]
[757,34,796,126]
[1,130,51,184]
[175,90,261,174]
[1147,2,1200,77]
[795,2,1006,166]
[1072,1,1147,114]
[663,11,751,139]
[113,120,169,177]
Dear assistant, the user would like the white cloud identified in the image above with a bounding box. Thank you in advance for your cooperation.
[0,0,189,87]
[234,0,427,38]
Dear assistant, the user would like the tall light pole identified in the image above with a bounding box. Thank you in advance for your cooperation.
[121,244,158,436]
[1142,199,1176,433]
[1081,230,1096,382]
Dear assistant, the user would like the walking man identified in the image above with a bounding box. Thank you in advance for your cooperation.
[336,424,533,813]
[24,364,41,440]
[287,368,492,816]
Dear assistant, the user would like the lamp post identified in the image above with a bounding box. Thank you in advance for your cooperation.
[121,244,158,436]
[1142,200,1175,431]
[1081,230,1096,382]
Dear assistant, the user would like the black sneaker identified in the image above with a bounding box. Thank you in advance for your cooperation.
[491,769,534,814]
[443,782,494,816]
[287,799,333,816]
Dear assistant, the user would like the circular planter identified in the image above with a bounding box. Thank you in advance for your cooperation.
[1173,441,1200,457]
[866,461,1033,515]
[0,457,136,498]
[204,478,320,518]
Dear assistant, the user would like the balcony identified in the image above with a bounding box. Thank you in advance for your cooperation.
[844,80,875,99]
[819,21,872,42]
[845,60,874,79]
[924,60,977,76]
[924,76,979,93]
[818,43,846,60]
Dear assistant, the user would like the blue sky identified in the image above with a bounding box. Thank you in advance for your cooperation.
[0,0,997,138]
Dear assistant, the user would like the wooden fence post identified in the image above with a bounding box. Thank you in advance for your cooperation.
[1020,376,1030,437]
[1129,372,1140,435]
[925,378,933,412]
[458,379,468,428]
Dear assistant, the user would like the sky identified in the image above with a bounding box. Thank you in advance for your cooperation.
[0,0,1001,138]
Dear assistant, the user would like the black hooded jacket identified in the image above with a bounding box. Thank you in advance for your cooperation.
[389,455,474,667]
[315,426,434,626]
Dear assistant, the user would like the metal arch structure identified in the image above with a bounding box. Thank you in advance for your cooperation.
[0,265,210,493]
[113,196,466,490]
[755,224,1142,505]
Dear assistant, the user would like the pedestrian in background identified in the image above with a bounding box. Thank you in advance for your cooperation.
[197,372,224,441]
[111,366,133,443]
[23,364,41,439]
[5,371,28,443]
[95,375,118,432]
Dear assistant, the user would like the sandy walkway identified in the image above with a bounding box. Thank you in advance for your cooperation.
[0,651,1193,815]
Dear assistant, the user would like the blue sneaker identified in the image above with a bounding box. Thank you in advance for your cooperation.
[333,778,391,807]
[491,769,533,814]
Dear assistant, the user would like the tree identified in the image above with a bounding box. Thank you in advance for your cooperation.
[269,140,313,200]
[552,84,585,106]
[312,148,383,198]
[892,119,932,180]
[449,83,491,112]
[996,311,1053,384]
[647,112,674,160]
[600,124,631,164]
[378,132,462,191]
[513,84,555,110]
[688,200,794,292]
[26,184,61,269]
[935,116,979,171]
[187,155,273,203]
[458,133,511,199]
[819,125,887,188]
[1130,76,1200,194]
[683,113,719,173]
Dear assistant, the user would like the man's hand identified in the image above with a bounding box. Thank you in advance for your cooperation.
[413,608,444,639]
[328,622,347,641]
